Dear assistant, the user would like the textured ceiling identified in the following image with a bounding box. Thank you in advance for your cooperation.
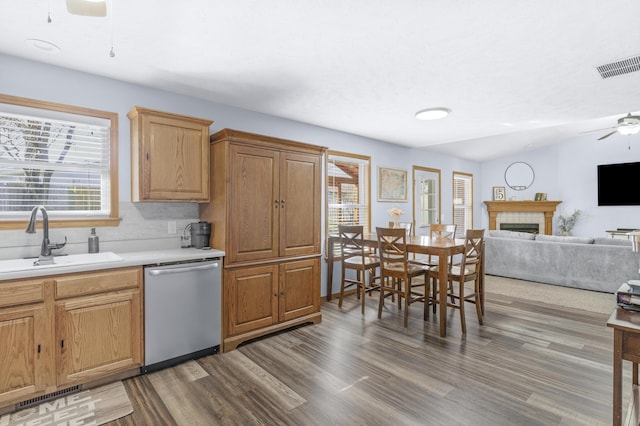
[2,0,640,161]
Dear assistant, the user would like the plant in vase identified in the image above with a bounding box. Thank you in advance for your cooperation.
[558,209,581,236]
[387,206,404,228]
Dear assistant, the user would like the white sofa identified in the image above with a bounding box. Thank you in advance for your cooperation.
[485,230,640,293]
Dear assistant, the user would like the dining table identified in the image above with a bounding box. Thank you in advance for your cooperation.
[326,232,484,338]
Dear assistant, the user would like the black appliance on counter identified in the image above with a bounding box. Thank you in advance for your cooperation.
[189,221,211,249]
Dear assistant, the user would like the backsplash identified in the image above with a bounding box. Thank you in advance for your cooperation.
[0,202,201,261]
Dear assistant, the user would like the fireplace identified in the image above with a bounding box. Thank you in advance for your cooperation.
[500,223,540,234]
[484,200,562,235]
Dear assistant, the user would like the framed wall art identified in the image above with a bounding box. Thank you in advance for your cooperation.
[493,186,506,201]
[378,167,408,202]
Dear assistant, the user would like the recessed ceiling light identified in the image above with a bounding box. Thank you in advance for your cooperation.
[26,38,60,53]
[415,107,450,120]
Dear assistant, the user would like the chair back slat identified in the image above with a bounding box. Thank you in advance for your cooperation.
[338,225,366,258]
[430,224,456,239]
[457,229,485,272]
[376,227,410,274]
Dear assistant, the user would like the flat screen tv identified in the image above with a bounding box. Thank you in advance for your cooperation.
[598,162,640,206]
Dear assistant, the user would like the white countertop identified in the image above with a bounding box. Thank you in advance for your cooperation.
[0,248,225,281]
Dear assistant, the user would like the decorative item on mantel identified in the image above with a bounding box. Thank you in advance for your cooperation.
[557,209,581,236]
[387,206,404,228]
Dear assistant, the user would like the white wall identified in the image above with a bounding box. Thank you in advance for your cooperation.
[481,133,640,237]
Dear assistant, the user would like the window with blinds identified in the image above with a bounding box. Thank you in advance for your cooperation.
[326,152,370,253]
[452,172,473,238]
[0,95,118,227]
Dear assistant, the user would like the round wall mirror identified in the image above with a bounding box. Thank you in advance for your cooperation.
[504,162,535,191]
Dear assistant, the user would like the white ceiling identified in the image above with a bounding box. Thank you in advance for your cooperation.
[2,1,640,161]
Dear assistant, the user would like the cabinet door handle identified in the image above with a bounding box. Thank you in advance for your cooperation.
[37,344,41,354]
[146,152,149,160]
[280,200,285,208]
[60,340,64,350]
[274,200,279,209]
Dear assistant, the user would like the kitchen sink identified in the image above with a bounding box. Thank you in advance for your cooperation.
[0,252,124,273]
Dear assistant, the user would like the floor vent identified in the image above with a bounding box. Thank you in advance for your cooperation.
[16,385,82,409]
[596,55,640,79]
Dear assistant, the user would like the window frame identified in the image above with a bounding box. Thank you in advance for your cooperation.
[412,165,441,236]
[0,94,119,230]
[325,150,371,256]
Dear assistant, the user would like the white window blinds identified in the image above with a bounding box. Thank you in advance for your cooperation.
[453,172,473,238]
[0,107,112,218]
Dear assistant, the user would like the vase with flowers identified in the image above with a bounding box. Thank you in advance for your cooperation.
[558,209,581,236]
[387,206,404,228]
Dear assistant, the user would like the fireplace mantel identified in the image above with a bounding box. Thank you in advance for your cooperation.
[484,200,562,235]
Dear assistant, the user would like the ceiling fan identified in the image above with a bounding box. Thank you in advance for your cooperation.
[595,113,640,140]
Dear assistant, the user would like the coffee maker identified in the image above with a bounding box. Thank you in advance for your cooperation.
[188,221,211,249]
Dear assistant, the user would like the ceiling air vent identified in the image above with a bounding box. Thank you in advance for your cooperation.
[596,55,640,79]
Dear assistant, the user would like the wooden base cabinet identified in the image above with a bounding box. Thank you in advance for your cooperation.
[224,258,321,351]
[0,301,53,407]
[201,129,326,352]
[0,267,143,409]
[55,289,142,387]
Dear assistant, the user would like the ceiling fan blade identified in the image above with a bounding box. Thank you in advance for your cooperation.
[580,126,616,134]
[597,130,618,141]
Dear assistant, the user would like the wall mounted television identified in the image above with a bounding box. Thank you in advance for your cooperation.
[598,161,640,206]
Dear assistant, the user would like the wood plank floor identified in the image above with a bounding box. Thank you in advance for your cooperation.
[108,286,621,425]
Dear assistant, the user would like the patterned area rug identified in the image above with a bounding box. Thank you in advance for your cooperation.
[485,274,616,314]
[1,381,132,426]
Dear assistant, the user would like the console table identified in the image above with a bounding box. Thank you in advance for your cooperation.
[607,308,640,426]
[606,229,639,239]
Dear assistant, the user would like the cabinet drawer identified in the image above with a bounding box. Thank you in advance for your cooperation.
[55,268,141,299]
[0,279,44,308]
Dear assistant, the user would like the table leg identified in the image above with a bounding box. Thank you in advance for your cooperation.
[438,252,447,338]
[613,329,622,426]
[479,245,485,315]
[327,238,335,301]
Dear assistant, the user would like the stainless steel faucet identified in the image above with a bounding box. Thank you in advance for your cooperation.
[25,205,67,265]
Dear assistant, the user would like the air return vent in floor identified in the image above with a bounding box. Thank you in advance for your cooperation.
[16,385,82,409]
[596,55,640,79]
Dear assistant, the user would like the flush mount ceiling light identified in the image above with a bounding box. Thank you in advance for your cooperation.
[26,38,60,53]
[415,107,450,121]
[66,0,107,17]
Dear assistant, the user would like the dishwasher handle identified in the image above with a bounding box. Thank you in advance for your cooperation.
[147,262,220,276]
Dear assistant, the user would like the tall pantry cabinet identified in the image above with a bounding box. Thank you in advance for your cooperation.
[200,129,326,351]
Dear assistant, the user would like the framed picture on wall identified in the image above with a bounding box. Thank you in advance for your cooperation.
[378,167,408,202]
[493,186,506,201]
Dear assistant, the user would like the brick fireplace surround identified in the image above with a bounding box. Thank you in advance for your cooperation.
[484,200,562,235]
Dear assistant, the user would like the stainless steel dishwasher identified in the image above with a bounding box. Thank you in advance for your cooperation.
[142,258,221,373]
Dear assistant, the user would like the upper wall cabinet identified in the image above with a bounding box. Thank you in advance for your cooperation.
[128,106,213,202]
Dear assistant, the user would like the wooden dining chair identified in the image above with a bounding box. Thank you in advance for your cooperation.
[338,225,380,314]
[376,227,430,327]
[436,229,485,334]
[390,221,413,237]
[412,224,457,266]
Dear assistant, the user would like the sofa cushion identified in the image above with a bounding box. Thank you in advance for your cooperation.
[535,235,594,244]
[488,230,536,240]
[593,237,633,247]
